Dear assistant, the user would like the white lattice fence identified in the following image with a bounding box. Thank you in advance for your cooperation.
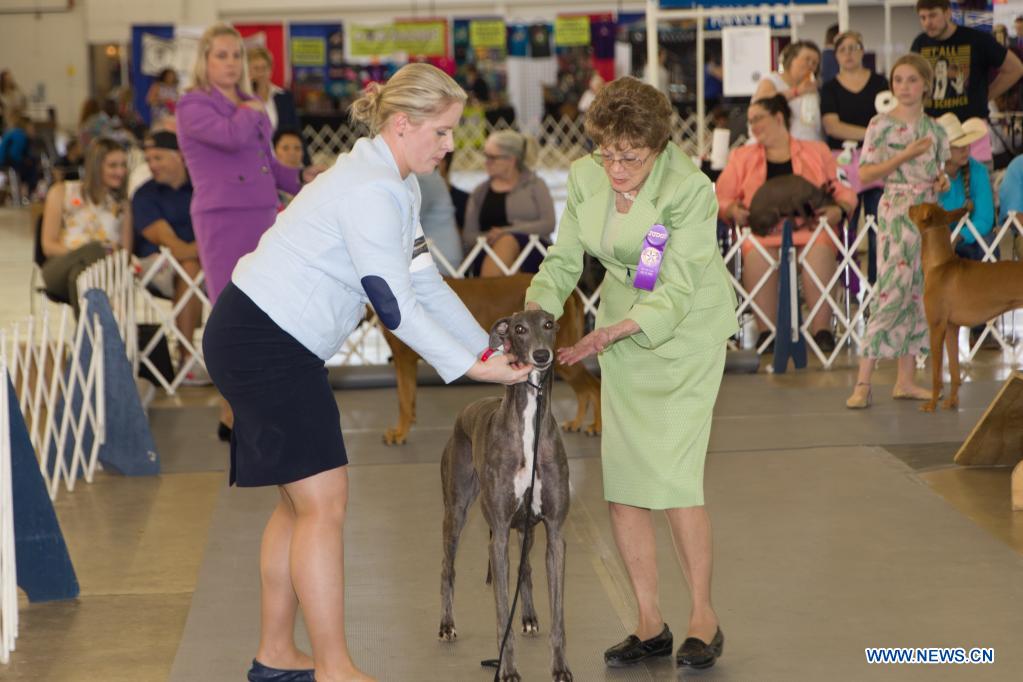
[0,349,18,664]
[304,113,713,170]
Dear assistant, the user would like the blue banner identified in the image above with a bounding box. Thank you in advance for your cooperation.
[659,0,827,29]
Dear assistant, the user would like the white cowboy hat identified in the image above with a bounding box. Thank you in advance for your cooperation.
[936,113,989,148]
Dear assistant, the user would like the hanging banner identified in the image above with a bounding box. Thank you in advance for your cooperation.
[235,23,286,86]
[394,19,448,57]
[470,20,506,49]
[349,24,397,58]
[555,16,591,47]
[291,37,326,67]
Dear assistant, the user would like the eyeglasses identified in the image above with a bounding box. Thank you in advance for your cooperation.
[592,149,651,170]
[483,152,511,162]
[836,44,863,55]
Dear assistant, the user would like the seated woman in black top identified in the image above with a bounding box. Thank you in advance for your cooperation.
[820,30,889,283]
[463,130,556,277]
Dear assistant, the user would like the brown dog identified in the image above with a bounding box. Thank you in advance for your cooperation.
[909,203,1023,412]
[381,273,601,444]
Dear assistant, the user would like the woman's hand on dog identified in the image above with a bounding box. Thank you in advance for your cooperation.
[558,319,640,365]
[467,354,533,385]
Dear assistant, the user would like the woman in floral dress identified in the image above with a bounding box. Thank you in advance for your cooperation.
[846,54,950,409]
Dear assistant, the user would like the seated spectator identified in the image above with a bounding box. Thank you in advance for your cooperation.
[716,94,857,352]
[753,41,824,142]
[40,137,131,312]
[146,68,179,128]
[132,131,205,380]
[1,70,27,131]
[272,128,303,168]
[463,130,556,277]
[577,73,605,114]
[998,153,1023,225]
[248,46,300,133]
[0,114,39,198]
[416,169,463,272]
[937,114,995,259]
[438,151,468,232]
[53,137,83,182]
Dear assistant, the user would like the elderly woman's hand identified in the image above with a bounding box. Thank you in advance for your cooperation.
[557,328,616,365]
[730,203,750,226]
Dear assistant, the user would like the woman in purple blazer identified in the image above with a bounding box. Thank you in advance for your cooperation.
[177,23,320,302]
[177,24,315,440]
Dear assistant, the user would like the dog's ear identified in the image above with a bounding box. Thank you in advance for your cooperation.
[489,317,512,351]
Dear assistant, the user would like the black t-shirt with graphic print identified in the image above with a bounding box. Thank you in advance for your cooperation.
[911,24,1007,121]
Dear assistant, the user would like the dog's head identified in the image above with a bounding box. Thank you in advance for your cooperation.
[489,310,558,371]
[908,202,969,234]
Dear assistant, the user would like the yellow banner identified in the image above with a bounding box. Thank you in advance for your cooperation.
[555,16,590,47]
[290,38,326,66]
[349,24,396,57]
[469,20,505,49]
[394,20,447,57]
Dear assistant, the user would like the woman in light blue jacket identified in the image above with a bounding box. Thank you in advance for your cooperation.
[203,64,531,682]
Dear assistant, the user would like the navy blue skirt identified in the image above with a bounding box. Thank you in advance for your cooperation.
[202,282,348,487]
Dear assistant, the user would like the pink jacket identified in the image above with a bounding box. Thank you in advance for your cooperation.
[176,87,300,214]
[715,137,857,223]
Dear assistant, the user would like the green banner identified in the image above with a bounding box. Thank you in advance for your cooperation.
[290,37,326,66]
[349,24,396,57]
[470,20,505,49]
[554,16,590,47]
[394,20,447,57]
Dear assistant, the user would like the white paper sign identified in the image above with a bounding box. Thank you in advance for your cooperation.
[722,26,772,98]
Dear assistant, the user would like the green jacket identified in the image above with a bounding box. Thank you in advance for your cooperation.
[526,143,739,358]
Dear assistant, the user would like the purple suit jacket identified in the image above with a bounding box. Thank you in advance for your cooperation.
[176,87,300,214]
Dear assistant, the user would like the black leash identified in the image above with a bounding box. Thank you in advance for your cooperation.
[481,374,545,679]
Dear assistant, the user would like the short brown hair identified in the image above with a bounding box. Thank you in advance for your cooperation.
[584,76,672,152]
[916,0,950,11]
[781,40,821,74]
[890,53,934,98]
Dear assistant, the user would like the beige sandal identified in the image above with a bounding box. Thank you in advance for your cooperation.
[846,382,872,409]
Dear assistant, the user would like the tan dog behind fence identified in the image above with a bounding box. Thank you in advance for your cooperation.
[380,273,601,445]
[908,203,1023,412]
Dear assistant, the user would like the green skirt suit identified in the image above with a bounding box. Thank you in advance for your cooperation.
[526,143,738,509]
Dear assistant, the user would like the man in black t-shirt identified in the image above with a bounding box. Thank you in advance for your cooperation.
[911,0,1023,163]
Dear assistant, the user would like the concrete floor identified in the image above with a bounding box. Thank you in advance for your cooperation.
[3,205,1023,681]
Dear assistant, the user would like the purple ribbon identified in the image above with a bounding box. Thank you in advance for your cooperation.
[633,224,668,291]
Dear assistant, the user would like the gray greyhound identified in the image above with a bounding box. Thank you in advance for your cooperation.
[438,309,572,682]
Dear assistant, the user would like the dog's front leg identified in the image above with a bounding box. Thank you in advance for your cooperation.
[517,525,539,635]
[923,321,946,413]
[545,521,572,681]
[944,323,961,410]
[489,523,521,681]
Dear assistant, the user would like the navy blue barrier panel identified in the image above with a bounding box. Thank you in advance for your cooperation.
[773,221,808,374]
[83,290,160,476]
[8,376,79,602]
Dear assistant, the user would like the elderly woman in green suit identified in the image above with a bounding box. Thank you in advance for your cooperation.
[525,77,738,670]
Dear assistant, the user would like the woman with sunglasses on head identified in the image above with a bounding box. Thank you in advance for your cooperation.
[821,30,890,285]
[526,76,738,671]
[202,63,532,682]
[462,129,555,276]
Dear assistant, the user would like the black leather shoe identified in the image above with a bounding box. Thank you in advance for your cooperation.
[676,627,724,669]
[217,421,232,442]
[247,659,315,682]
[604,623,673,667]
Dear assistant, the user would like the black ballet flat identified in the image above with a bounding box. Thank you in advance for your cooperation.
[247,659,315,682]
[604,623,673,667]
[676,627,724,669]
[217,421,232,442]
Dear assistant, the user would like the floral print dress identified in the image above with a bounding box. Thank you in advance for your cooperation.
[858,113,949,359]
